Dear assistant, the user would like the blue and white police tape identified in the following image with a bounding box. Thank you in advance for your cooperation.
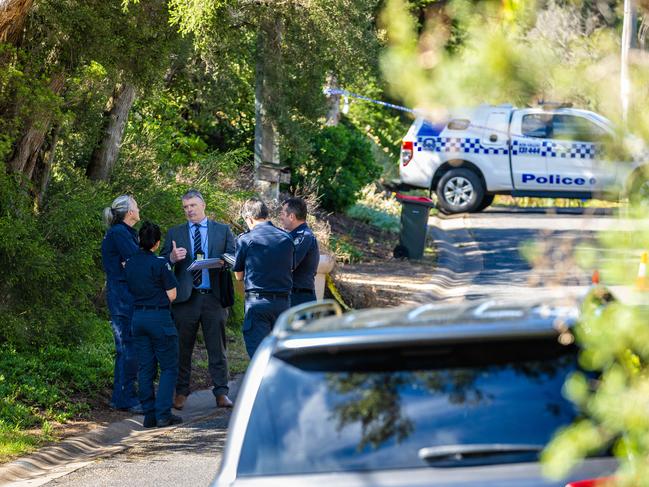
[322,87,609,148]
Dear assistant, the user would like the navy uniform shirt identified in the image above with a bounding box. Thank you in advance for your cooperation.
[233,221,294,293]
[125,250,178,307]
[290,223,319,291]
[101,222,139,283]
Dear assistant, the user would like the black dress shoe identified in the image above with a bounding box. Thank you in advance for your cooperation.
[157,414,183,427]
[143,415,157,428]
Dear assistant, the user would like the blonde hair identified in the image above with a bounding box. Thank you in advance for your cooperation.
[103,195,135,227]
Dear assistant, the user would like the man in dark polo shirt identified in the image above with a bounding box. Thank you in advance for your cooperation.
[278,197,320,306]
[233,198,294,358]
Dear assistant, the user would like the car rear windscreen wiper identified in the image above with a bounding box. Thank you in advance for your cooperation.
[418,444,544,465]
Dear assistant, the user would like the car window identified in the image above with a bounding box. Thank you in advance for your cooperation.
[237,339,581,476]
[522,114,552,138]
[551,115,607,143]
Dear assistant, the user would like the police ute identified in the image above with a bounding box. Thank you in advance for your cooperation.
[399,104,649,213]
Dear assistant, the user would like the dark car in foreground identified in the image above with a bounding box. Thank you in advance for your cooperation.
[213,299,616,487]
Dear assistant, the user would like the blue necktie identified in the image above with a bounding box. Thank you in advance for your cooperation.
[192,224,202,287]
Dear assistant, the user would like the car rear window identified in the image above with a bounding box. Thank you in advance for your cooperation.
[237,338,580,476]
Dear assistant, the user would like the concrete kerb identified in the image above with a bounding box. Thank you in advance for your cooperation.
[0,378,241,487]
[410,213,484,303]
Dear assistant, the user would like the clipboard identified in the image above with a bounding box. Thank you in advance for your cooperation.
[187,257,225,271]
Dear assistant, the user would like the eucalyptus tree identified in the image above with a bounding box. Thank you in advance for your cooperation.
[2,0,180,190]
[163,0,382,194]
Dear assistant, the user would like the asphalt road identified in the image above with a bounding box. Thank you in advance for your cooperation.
[439,206,625,301]
[44,412,230,487]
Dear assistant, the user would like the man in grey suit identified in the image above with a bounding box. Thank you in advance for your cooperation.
[160,189,236,409]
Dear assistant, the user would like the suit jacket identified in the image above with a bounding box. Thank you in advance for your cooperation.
[160,219,236,306]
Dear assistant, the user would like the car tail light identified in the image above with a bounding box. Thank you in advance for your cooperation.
[401,141,413,166]
[565,476,615,487]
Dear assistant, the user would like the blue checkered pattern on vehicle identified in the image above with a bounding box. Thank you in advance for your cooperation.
[415,136,509,155]
[415,136,602,159]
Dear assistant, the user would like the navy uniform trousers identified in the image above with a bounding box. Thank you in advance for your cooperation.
[243,294,290,358]
[290,290,316,307]
[106,281,139,410]
[131,308,178,422]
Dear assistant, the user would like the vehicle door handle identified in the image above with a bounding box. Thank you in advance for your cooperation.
[489,134,498,142]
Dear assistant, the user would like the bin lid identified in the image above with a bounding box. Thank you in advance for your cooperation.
[395,193,436,207]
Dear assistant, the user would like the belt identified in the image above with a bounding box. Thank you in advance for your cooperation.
[246,291,290,299]
[193,288,212,295]
[292,287,315,294]
[134,305,170,311]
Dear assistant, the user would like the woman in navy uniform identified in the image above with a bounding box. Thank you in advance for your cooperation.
[101,195,142,413]
[125,222,182,428]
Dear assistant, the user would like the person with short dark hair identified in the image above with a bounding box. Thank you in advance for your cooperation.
[159,189,236,410]
[125,221,181,428]
[101,195,142,413]
[279,197,320,306]
[233,198,295,357]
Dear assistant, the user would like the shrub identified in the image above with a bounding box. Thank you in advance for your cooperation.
[346,185,401,233]
[291,124,382,212]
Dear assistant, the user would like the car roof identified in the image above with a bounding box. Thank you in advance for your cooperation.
[271,298,579,357]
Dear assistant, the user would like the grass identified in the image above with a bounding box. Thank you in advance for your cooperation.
[225,328,250,376]
[494,195,622,209]
[347,204,400,233]
[0,339,114,463]
[346,185,402,234]
[0,423,52,463]
[330,235,364,264]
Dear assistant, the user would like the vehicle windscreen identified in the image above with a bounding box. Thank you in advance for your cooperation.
[237,338,581,476]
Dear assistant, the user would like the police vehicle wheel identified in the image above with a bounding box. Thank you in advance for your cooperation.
[436,168,484,214]
[475,194,494,212]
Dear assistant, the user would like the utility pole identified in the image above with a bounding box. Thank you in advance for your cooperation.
[621,0,637,123]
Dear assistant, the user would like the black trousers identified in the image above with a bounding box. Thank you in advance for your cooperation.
[172,291,229,397]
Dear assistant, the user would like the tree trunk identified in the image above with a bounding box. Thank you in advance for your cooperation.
[0,0,34,45]
[254,17,282,200]
[35,123,60,207]
[8,71,65,175]
[86,82,136,182]
[325,74,341,126]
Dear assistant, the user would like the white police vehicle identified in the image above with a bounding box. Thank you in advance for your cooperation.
[400,104,649,213]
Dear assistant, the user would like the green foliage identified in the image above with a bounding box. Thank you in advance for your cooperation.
[348,204,400,233]
[291,124,382,212]
[330,236,363,264]
[380,0,620,118]
[346,185,401,233]
[166,0,382,164]
[542,293,649,485]
[0,169,112,348]
[0,423,50,462]
[0,339,113,431]
[345,75,416,162]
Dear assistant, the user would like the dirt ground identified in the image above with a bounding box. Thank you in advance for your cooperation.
[322,212,437,309]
